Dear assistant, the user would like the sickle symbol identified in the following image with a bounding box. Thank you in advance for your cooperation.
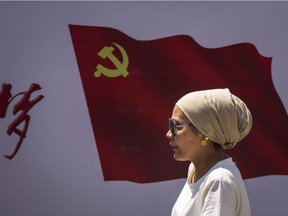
[94,42,129,78]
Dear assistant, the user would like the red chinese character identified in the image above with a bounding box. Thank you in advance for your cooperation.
[0,83,44,159]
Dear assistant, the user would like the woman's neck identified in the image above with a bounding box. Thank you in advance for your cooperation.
[189,150,226,184]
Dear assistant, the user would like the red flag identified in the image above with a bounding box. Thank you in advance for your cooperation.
[69,25,288,183]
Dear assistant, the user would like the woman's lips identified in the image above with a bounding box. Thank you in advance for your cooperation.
[170,141,178,149]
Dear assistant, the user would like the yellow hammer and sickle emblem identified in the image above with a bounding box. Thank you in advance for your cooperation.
[94,42,129,78]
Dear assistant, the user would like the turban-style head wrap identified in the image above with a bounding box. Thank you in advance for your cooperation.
[176,88,252,149]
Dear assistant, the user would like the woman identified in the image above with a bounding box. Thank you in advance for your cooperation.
[166,88,252,216]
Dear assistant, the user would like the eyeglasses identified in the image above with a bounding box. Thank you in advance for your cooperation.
[168,118,192,137]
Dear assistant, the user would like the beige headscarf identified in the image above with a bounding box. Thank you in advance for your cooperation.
[176,88,252,149]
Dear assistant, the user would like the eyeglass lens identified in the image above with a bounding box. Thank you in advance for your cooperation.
[168,119,177,136]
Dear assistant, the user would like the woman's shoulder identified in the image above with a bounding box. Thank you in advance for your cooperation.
[205,158,242,184]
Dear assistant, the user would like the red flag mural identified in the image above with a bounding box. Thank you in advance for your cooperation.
[69,25,288,183]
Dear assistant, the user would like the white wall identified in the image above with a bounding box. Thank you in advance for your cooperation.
[0,2,287,216]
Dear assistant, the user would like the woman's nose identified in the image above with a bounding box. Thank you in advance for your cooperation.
[166,130,173,139]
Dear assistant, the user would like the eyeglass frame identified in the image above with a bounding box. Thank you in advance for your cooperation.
[168,118,193,137]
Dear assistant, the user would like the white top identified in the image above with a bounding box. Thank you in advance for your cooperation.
[171,158,251,216]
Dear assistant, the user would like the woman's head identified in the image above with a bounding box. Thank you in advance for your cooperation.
[175,88,252,149]
[167,105,205,161]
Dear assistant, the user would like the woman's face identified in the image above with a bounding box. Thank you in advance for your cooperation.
[166,105,203,162]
